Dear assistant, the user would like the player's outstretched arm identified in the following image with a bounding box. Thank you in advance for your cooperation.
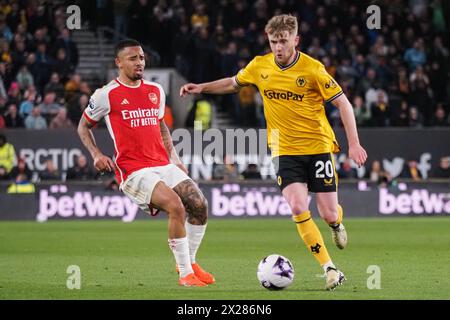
[180,77,240,97]
[160,119,188,174]
[77,115,115,173]
[332,94,368,167]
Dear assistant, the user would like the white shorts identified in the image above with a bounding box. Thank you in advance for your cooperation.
[121,164,191,214]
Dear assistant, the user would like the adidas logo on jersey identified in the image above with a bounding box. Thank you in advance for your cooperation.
[121,98,130,105]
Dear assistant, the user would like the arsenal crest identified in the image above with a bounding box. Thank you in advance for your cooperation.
[148,92,158,104]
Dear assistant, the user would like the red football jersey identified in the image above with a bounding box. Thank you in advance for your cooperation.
[83,78,170,186]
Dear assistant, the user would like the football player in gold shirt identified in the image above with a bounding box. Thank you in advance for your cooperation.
[180,14,367,290]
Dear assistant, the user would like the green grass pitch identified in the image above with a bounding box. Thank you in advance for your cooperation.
[0,217,449,300]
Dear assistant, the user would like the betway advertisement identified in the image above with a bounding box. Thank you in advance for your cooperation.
[36,184,140,222]
[2,181,448,221]
[207,183,292,217]
[203,182,450,218]
[378,187,450,215]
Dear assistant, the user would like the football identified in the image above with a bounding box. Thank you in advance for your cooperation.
[257,254,295,290]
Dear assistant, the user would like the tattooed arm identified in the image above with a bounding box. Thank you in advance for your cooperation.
[78,115,115,172]
[160,119,188,174]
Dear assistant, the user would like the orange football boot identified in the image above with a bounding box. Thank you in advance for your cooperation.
[192,263,215,284]
[176,263,216,284]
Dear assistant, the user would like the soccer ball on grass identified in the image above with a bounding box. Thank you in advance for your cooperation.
[257,254,294,290]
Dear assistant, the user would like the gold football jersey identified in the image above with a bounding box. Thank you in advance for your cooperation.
[235,51,343,156]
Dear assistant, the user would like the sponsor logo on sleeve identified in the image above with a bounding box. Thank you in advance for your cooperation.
[324,79,337,89]
[88,98,95,109]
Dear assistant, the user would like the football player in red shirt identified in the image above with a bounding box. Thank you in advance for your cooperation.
[78,39,214,287]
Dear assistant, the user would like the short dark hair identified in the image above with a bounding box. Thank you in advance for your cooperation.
[114,39,141,57]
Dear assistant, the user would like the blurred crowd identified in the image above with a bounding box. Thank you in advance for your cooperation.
[209,153,450,185]
[0,0,92,130]
[0,133,120,192]
[0,0,449,130]
[1,132,449,192]
[0,0,449,191]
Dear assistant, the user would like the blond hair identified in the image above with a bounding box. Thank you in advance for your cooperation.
[265,14,298,36]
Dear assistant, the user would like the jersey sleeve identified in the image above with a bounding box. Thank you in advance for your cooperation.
[83,88,110,125]
[235,57,258,86]
[314,64,343,103]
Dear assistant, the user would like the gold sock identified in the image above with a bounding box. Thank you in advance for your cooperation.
[337,204,344,224]
[293,211,331,266]
[330,204,343,227]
